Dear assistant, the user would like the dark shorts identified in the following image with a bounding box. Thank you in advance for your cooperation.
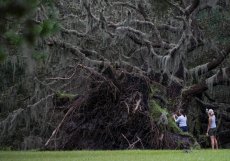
[180,126,188,132]
[208,128,217,136]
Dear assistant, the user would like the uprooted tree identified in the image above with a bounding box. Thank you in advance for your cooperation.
[0,0,230,149]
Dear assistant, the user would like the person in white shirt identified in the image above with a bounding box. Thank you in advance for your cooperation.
[206,109,218,150]
[173,109,188,132]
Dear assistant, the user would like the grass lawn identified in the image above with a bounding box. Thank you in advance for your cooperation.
[0,150,230,161]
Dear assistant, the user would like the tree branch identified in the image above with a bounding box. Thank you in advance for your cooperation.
[166,0,185,14]
[182,67,230,98]
[109,20,181,34]
[115,26,151,46]
[46,39,103,66]
[189,46,230,76]
[168,32,186,57]
[184,0,200,16]
[112,2,149,21]
[60,27,86,37]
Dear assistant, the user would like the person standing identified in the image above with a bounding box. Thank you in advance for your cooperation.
[206,109,218,150]
[173,109,188,132]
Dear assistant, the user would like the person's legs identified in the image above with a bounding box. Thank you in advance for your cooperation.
[210,136,215,149]
[214,137,218,149]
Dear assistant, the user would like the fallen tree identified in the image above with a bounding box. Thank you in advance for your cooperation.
[45,65,195,150]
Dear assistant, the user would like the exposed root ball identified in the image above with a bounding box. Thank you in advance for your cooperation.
[45,66,194,150]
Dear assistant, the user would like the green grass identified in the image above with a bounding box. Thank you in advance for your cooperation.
[0,150,229,161]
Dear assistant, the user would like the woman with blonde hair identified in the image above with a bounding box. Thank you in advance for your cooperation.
[206,109,218,149]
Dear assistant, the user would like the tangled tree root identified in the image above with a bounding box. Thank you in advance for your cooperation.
[45,66,195,150]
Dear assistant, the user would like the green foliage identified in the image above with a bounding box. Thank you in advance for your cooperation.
[0,0,57,50]
[192,141,201,150]
[4,31,23,45]
[168,117,183,134]
[149,99,184,134]
[23,20,42,44]
[149,100,167,120]
[32,51,48,62]
[40,20,59,37]
[148,96,182,135]
[41,0,54,5]
[197,8,230,45]
[24,19,59,44]
[149,84,167,120]
[149,98,189,136]
[0,0,39,17]
[149,0,175,17]
[150,84,161,96]
[0,146,12,151]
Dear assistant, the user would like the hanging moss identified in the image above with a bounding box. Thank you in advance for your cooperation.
[0,47,7,63]
[0,59,25,90]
